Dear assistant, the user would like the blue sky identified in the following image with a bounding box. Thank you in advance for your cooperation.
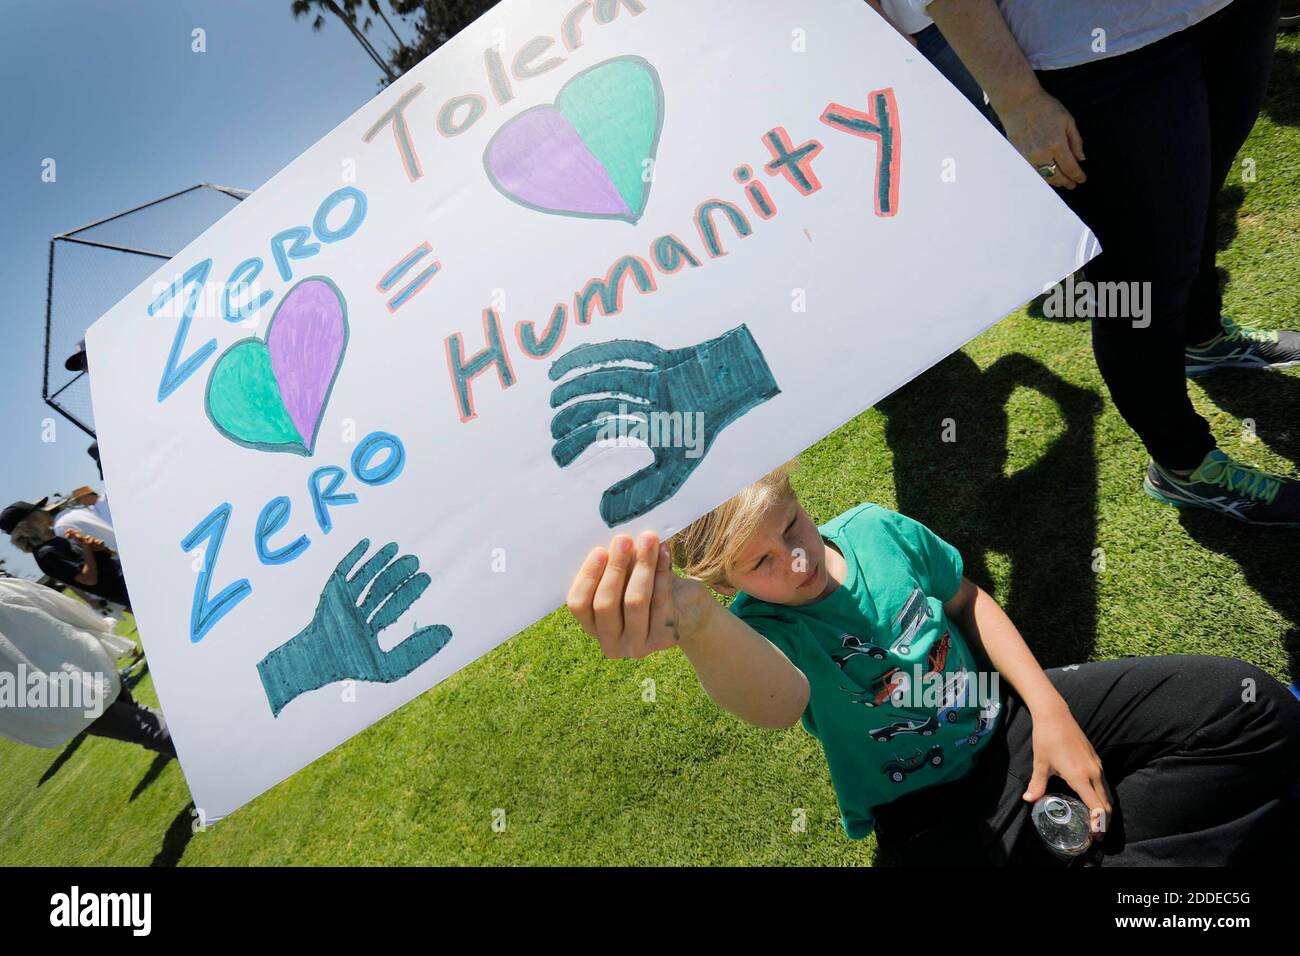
[0,0,415,575]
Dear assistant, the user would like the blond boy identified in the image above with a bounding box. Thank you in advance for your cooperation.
[567,463,1300,864]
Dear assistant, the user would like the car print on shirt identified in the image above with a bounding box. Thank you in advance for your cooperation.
[955,699,1001,747]
[889,587,931,654]
[882,745,945,783]
[869,715,940,743]
[831,634,888,670]
[834,627,949,681]
[926,632,951,676]
[936,667,974,724]
[841,667,911,708]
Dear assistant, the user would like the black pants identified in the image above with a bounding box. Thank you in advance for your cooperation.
[874,655,1300,865]
[1035,0,1280,471]
[85,685,176,758]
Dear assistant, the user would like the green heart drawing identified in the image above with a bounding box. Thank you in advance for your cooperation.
[204,277,349,456]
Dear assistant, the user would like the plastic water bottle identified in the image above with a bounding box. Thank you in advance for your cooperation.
[1031,794,1093,860]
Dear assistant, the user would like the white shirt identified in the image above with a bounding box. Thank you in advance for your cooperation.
[53,499,117,553]
[0,578,135,748]
[882,0,933,35]
[913,0,1234,69]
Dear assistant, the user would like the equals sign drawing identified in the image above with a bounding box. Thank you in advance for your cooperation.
[377,242,441,313]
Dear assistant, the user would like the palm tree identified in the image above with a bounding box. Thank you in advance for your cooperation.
[385,0,491,77]
[291,0,398,83]
[366,0,404,47]
[293,0,492,85]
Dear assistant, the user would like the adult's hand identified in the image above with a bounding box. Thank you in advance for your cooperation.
[924,0,1086,190]
[998,89,1087,190]
[65,528,107,552]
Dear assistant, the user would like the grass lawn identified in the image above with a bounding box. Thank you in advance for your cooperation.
[2,35,1298,867]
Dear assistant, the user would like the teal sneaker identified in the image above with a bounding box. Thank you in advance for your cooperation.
[1143,450,1300,526]
[1185,317,1300,377]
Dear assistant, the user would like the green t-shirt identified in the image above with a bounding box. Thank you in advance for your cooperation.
[729,503,1002,838]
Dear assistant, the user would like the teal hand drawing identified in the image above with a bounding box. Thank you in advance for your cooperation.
[256,538,452,717]
[548,324,780,526]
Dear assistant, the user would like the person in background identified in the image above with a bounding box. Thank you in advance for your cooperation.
[52,486,116,553]
[65,340,106,482]
[867,0,1001,127]
[64,337,88,376]
[50,488,129,624]
[0,576,173,757]
[922,0,1300,525]
[2,499,131,610]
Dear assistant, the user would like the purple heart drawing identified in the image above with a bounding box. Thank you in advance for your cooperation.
[205,277,349,456]
[484,56,664,224]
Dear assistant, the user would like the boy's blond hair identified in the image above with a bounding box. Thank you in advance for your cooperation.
[670,460,799,588]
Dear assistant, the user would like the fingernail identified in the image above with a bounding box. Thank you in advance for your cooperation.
[616,536,633,554]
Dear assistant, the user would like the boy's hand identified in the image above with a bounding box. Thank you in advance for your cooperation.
[567,531,711,658]
[1024,703,1112,836]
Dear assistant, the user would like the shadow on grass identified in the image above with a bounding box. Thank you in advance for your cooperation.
[1214,185,1246,252]
[1177,509,1300,674]
[1181,367,1300,675]
[1262,42,1299,128]
[36,715,190,863]
[38,731,89,786]
[1199,369,1300,470]
[1026,273,1085,323]
[152,803,197,867]
[129,752,175,802]
[880,350,1103,666]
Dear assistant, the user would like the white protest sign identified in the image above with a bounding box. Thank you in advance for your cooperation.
[87,0,1097,820]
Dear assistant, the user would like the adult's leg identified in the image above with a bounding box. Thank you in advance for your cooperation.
[1186,0,1281,344]
[85,696,177,758]
[1036,36,1216,471]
